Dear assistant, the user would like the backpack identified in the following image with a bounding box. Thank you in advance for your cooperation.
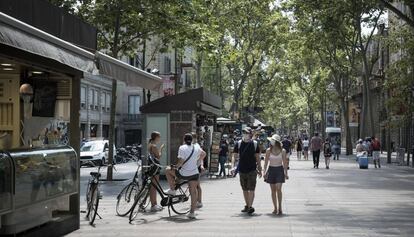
[324,143,332,155]
[237,140,258,154]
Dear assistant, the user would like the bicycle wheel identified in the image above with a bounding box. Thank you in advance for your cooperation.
[85,182,92,217]
[129,185,150,222]
[116,182,140,216]
[88,185,100,225]
[170,184,190,215]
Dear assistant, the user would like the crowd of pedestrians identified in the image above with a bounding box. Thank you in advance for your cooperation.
[145,128,384,220]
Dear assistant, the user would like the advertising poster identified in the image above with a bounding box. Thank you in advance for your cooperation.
[349,102,359,127]
[161,76,175,96]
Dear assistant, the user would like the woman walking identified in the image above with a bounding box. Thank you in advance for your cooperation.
[323,138,332,169]
[148,131,165,212]
[303,137,309,160]
[263,134,289,215]
[296,138,303,160]
[218,139,229,178]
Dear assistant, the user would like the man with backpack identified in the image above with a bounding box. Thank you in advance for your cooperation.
[372,136,381,168]
[232,127,262,215]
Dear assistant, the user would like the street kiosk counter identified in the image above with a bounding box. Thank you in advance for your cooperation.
[0,146,77,235]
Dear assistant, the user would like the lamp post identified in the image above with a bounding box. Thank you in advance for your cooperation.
[411,86,414,167]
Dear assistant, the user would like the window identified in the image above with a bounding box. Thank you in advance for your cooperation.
[101,91,106,111]
[89,88,94,110]
[106,92,111,112]
[80,87,86,109]
[164,56,171,74]
[128,95,141,114]
[94,90,99,110]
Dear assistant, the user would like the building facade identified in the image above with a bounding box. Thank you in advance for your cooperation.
[113,39,197,147]
[79,73,112,141]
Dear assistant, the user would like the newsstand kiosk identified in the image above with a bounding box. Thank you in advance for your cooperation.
[140,88,222,171]
[0,12,93,236]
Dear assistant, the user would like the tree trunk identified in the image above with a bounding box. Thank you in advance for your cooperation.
[320,92,326,139]
[107,79,117,181]
[107,7,121,180]
[341,98,353,155]
[195,54,203,88]
[142,40,146,104]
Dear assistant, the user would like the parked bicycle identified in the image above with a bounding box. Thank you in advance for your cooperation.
[128,158,190,222]
[116,144,142,163]
[84,163,117,225]
[85,165,103,225]
[116,160,143,216]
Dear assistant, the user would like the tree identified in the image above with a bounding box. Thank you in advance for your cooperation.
[286,0,370,155]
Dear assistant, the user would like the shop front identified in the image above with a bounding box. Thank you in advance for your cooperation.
[140,88,222,171]
[0,10,162,236]
[0,11,96,236]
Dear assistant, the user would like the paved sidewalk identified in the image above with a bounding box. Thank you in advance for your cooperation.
[68,155,414,237]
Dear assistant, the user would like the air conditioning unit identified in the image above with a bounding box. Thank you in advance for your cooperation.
[90,104,94,110]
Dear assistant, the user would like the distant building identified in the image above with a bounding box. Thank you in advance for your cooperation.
[114,38,198,147]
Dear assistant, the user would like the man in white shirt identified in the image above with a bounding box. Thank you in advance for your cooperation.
[165,133,206,219]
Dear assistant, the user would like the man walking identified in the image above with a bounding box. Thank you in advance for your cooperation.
[310,132,323,169]
[372,136,381,168]
[233,127,262,215]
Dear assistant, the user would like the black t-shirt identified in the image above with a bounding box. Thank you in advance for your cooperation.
[219,143,228,156]
[233,140,260,173]
[282,140,292,153]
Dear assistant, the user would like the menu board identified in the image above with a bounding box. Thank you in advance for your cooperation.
[32,81,57,117]
[209,132,221,175]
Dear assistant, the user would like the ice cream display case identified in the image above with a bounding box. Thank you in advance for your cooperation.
[0,145,78,235]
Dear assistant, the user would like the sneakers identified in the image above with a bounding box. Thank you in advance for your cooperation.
[247,207,255,215]
[196,202,203,208]
[241,205,249,213]
[165,189,176,196]
[150,204,163,212]
[187,212,196,219]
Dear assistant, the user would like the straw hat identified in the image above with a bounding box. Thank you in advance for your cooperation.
[267,134,282,145]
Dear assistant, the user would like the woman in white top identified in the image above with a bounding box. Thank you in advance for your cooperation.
[165,133,206,219]
[263,134,289,215]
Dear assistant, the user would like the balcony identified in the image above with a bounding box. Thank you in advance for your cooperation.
[121,113,143,124]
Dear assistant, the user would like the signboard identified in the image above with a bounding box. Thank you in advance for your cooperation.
[326,111,334,127]
[32,81,57,117]
[349,102,359,127]
[161,75,175,96]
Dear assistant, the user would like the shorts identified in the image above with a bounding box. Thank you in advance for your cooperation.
[304,147,309,152]
[239,170,257,191]
[373,151,380,160]
[175,169,199,181]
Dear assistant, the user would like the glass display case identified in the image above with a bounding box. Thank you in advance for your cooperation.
[0,153,13,215]
[6,146,78,208]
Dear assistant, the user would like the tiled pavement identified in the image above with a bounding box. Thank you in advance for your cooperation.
[67,154,414,237]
